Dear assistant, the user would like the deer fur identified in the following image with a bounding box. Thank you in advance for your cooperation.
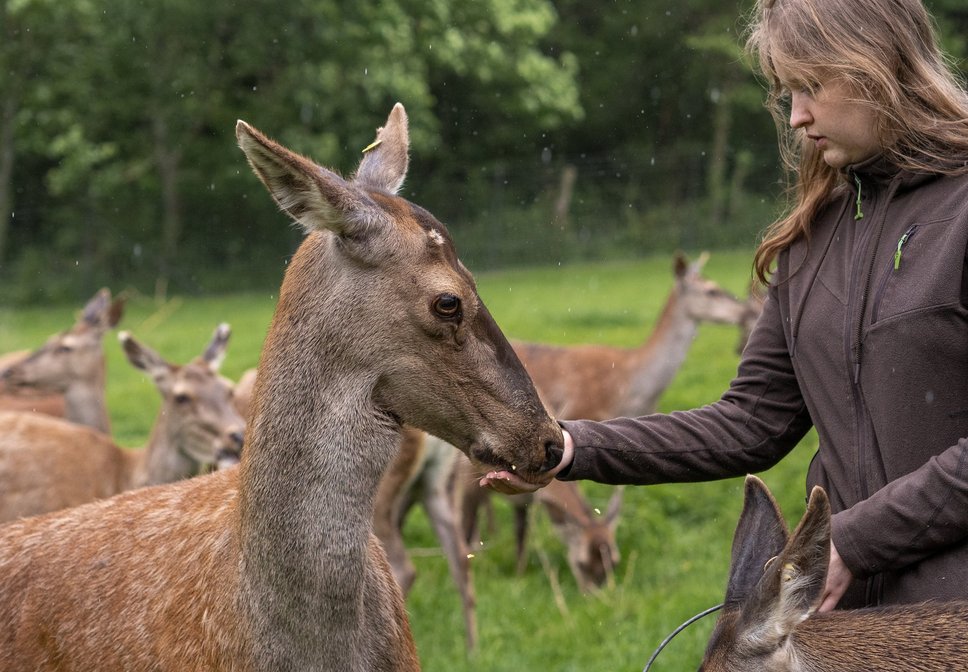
[0,104,562,671]
[0,288,124,431]
[0,323,244,522]
[700,475,968,671]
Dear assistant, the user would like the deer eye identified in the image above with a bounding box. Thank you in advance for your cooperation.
[55,345,72,354]
[432,294,462,321]
[174,393,193,405]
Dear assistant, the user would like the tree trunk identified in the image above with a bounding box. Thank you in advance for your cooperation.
[152,113,182,303]
[553,164,577,232]
[707,89,732,230]
[0,92,16,266]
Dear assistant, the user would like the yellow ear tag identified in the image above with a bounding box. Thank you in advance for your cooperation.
[361,139,382,154]
[781,563,796,582]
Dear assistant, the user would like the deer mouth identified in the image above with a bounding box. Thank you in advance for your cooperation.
[469,444,544,485]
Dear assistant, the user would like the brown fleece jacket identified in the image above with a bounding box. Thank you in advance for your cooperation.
[560,154,968,608]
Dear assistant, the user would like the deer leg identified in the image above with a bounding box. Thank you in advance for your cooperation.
[513,501,530,575]
[373,429,425,594]
[422,447,478,651]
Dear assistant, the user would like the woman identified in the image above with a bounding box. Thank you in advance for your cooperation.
[484,0,968,611]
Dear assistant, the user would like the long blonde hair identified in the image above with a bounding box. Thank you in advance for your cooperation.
[746,0,968,283]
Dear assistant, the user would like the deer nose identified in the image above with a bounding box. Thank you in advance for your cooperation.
[229,430,245,450]
[540,439,564,473]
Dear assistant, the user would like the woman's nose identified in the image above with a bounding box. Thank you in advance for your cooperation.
[789,91,812,129]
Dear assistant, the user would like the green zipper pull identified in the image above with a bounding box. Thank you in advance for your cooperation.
[894,229,913,270]
[853,175,864,220]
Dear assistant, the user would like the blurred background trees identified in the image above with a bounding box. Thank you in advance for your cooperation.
[1,0,965,303]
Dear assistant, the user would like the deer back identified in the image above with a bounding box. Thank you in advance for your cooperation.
[700,476,968,672]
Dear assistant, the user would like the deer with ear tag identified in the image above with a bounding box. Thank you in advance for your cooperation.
[700,475,968,672]
[0,104,563,671]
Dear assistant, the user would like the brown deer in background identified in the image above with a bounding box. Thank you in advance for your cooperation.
[0,287,124,431]
[700,475,968,671]
[0,323,244,522]
[513,252,749,420]
[461,252,750,583]
[0,104,563,670]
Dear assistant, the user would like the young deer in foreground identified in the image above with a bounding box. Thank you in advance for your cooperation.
[0,104,562,671]
[0,323,245,522]
[701,475,968,671]
[0,287,124,432]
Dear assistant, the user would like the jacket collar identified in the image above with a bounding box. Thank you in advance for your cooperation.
[843,154,938,192]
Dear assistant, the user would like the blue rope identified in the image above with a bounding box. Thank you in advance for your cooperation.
[642,602,724,672]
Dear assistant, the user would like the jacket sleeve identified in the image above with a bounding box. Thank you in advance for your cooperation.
[558,282,814,485]
[833,438,968,577]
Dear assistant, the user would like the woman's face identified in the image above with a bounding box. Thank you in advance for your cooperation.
[777,66,881,169]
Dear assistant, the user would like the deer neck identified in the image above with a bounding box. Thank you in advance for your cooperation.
[619,288,698,417]
[129,415,201,489]
[62,368,110,434]
[236,240,403,668]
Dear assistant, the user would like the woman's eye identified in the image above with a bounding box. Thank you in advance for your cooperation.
[432,294,462,320]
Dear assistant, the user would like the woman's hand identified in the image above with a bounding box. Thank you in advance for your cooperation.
[479,429,575,494]
[818,540,853,612]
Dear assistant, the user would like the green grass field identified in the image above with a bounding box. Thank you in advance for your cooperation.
[0,249,817,671]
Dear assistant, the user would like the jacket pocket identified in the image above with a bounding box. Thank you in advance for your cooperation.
[870,217,962,325]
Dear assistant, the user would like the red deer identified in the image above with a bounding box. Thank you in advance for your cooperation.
[0,288,124,431]
[0,104,562,670]
[0,323,244,522]
[700,475,968,671]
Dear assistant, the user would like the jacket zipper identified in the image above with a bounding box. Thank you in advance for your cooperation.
[870,225,919,324]
[852,215,886,384]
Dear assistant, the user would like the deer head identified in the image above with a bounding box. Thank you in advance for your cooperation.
[1,288,124,393]
[236,104,563,483]
[540,484,624,592]
[700,476,830,672]
[673,252,748,326]
[120,323,246,473]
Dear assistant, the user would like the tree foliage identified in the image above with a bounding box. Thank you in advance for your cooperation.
[1,0,965,303]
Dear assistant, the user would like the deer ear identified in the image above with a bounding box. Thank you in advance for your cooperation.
[119,331,174,390]
[80,289,113,329]
[236,120,383,240]
[200,323,231,372]
[723,476,789,608]
[673,251,689,278]
[352,103,409,195]
[773,485,831,616]
[736,484,831,647]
